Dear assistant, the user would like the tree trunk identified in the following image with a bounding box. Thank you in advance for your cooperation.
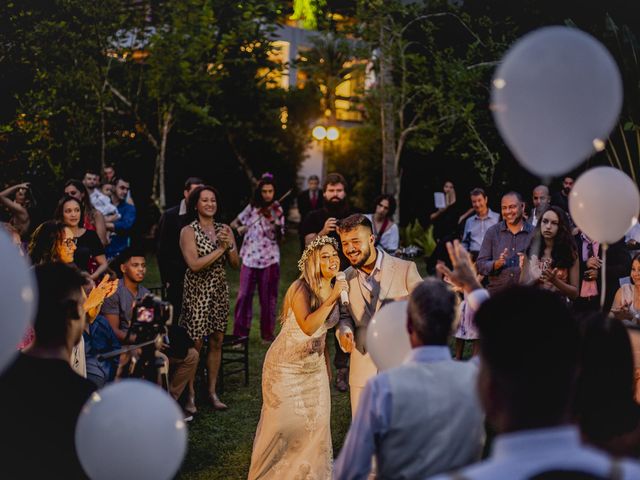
[152,108,173,210]
[227,132,259,187]
[100,105,106,173]
[379,20,397,199]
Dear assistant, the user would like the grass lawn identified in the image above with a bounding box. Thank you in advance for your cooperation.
[145,232,428,479]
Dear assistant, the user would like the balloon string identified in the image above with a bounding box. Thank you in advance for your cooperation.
[600,243,608,310]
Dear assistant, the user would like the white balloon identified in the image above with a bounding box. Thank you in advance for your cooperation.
[569,167,640,244]
[0,230,37,374]
[492,26,622,176]
[75,379,187,480]
[366,300,411,371]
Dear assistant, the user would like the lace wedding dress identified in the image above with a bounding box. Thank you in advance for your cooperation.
[248,305,339,480]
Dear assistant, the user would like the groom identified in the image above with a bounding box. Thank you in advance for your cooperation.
[336,214,422,416]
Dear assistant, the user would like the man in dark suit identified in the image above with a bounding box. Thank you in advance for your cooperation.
[297,175,323,220]
[156,177,204,318]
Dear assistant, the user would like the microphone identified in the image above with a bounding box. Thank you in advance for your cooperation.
[336,272,349,306]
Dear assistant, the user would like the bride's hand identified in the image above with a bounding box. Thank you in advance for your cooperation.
[331,278,348,303]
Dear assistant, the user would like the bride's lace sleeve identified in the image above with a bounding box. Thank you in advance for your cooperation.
[324,304,340,329]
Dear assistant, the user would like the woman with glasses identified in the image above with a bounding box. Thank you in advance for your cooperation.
[54,195,108,281]
[27,220,117,377]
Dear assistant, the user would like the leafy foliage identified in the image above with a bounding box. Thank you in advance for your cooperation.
[401,220,436,257]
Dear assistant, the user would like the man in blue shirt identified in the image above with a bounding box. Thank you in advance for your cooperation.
[105,177,136,259]
[476,191,533,294]
[461,188,500,260]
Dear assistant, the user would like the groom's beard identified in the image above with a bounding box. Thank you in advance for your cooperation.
[325,197,348,217]
[347,242,372,269]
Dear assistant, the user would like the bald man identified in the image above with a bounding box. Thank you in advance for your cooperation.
[530,185,550,227]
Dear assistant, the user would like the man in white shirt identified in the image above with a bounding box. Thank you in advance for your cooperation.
[432,285,640,480]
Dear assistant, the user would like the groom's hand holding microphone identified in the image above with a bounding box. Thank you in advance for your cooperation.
[334,272,355,353]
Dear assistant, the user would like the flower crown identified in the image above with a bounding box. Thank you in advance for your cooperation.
[298,235,339,272]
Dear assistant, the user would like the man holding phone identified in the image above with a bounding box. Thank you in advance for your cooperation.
[476,191,534,295]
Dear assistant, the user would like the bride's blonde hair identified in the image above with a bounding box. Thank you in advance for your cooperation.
[281,236,339,321]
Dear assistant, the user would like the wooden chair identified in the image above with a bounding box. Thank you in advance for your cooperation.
[219,335,249,394]
[196,334,249,396]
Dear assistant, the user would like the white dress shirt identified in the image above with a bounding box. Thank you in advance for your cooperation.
[430,425,640,480]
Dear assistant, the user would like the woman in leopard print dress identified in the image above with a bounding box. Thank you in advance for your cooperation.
[179,185,239,411]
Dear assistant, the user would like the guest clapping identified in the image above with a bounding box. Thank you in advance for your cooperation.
[520,205,579,301]
[179,185,239,411]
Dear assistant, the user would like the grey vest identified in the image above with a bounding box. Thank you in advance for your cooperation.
[377,360,484,479]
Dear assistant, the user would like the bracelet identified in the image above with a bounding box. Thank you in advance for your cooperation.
[226,244,235,252]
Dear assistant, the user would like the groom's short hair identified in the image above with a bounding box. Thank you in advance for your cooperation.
[337,214,372,234]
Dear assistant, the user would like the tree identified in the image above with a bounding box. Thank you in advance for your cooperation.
[0,0,121,189]
[296,32,360,124]
[356,0,509,220]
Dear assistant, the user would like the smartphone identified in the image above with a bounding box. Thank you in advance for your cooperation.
[434,192,446,209]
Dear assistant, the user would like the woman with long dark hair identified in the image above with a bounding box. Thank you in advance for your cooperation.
[54,195,108,281]
[63,179,108,246]
[179,185,239,411]
[230,174,285,343]
[521,205,579,300]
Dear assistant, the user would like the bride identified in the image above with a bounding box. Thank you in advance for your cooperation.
[248,235,347,480]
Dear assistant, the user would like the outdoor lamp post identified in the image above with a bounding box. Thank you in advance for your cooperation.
[312,124,339,179]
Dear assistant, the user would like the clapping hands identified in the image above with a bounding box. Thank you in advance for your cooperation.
[218,225,236,250]
[83,276,119,322]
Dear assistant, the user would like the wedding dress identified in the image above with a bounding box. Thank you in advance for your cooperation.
[248,305,339,480]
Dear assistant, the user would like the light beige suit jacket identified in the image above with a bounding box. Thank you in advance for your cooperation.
[337,252,422,388]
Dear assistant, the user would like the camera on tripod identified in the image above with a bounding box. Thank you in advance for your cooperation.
[130,293,173,341]
[106,294,174,387]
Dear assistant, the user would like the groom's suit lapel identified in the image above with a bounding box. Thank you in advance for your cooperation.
[375,254,397,313]
[346,268,367,324]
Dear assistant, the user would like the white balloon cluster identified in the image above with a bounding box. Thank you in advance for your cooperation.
[492,26,639,246]
[491,26,622,177]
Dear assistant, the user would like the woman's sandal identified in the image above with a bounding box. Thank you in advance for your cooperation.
[209,393,228,411]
